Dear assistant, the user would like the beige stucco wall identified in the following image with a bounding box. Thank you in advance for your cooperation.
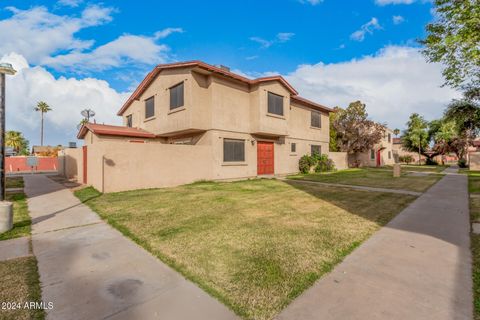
[392,143,425,164]
[328,152,348,170]
[470,152,480,171]
[84,140,214,193]
[62,148,83,180]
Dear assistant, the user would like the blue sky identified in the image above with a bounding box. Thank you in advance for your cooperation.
[0,0,459,146]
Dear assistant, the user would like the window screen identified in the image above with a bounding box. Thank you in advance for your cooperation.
[291,143,296,153]
[223,139,245,162]
[145,97,155,119]
[170,82,184,110]
[126,114,132,127]
[267,92,284,116]
[311,111,321,128]
[311,145,321,155]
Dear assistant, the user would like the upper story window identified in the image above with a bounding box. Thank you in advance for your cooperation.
[126,114,133,127]
[267,92,284,116]
[145,96,155,119]
[311,111,321,128]
[388,133,391,143]
[223,139,245,162]
[170,82,184,110]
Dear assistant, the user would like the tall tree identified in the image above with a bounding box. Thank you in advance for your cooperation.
[393,128,400,137]
[333,101,386,154]
[329,112,339,152]
[444,98,480,159]
[5,131,29,155]
[402,113,430,164]
[420,0,480,93]
[34,101,52,146]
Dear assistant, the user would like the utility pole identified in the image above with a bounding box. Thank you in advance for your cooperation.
[0,62,16,234]
[0,63,16,201]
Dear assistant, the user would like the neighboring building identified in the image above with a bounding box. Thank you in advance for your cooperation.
[5,147,16,157]
[32,145,62,156]
[392,137,425,164]
[349,128,396,167]
[74,61,338,192]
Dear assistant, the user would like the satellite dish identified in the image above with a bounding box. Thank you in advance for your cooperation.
[81,109,95,118]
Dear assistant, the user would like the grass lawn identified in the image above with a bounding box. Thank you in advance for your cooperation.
[288,167,443,193]
[399,164,448,173]
[76,179,415,320]
[466,171,480,194]
[6,177,24,189]
[0,256,44,320]
[0,192,31,241]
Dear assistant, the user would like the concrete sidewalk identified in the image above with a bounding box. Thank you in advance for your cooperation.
[278,166,472,320]
[24,175,238,320]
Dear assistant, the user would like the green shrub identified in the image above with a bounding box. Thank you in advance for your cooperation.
[399,155,414,164]
[458,158,468,168]
[299,154,335,173]
[314,154,336,172]
[425,158,438,165]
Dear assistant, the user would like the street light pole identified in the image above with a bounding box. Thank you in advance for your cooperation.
[0,63,16,201]
[0,63,16,234]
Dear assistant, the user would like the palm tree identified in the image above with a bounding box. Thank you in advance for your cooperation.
[393,128,400,137]
[34,101,52,146]
[5,131,23,153]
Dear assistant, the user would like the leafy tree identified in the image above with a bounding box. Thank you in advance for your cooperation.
[5,131,29,155]
[333,101,386,154]
[329,112,339,152]
[444,98,480,159]
[402,113,430,164]
[34,101,52,146]
[393,128,400,137]
[420,0,480,92]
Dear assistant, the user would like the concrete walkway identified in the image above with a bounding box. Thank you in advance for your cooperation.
[278,166,472,320]
[24,175,238,320]
[0,236,31,261]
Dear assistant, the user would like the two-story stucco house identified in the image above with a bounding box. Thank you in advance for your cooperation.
[74,61,336,192]
[350,128,396,167]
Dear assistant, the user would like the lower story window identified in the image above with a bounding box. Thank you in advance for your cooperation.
[311,145,321,155]
[223,139,245,162]
[291,143,296,153]
[388,151,391,159]
[370,149,375,159]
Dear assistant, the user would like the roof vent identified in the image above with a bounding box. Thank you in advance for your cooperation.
[217,65,230,72]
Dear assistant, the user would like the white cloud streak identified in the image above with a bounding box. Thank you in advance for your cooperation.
[350,17,382,42]
[392,15,405,24]
[250,32,295,48]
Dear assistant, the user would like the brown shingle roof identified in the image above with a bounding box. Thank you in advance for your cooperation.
[117,60,332,116]
[392,137,402,144]
[77,123,156,139]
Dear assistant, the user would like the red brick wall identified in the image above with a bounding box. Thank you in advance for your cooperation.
[5,157,58,173]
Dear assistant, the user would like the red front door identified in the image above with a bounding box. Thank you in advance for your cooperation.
[82,146,88,184]
[257,141,274,175]
[376,149,381,167]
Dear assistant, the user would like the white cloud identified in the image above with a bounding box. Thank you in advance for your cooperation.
[375,0,416,5]
[154,27,183,39]
[57,0,83,7]
[350,17,381,42]
[42,34,170,72]
[285,46,460,130]
[0,5,114,64]
[0,6,181,74]
[250,32,295,48]
[1,52,128,146]
[392,15,405,24]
